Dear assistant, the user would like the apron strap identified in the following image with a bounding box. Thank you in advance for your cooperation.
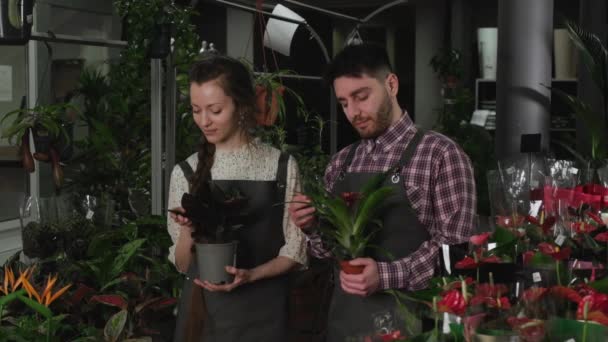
[276,152,289,199]
[177,159,195,192]
[340,141,362,179]
[397,128,425,168]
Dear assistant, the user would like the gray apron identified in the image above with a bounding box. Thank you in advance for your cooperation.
[327,129,431,342]
[173,153,289,342]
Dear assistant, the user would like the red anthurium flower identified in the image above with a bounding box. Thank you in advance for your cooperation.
[481,255,502,264]
[586,211,604,226]
[550,286,582,303]
[586,311,608,326]
[507,317,545,342]
[522,287,548,303]
[455,256,479,269]
[446,277,474,291]
[542,216,556,235]
[476,283,509,298]
[437,289,467,316]
[538,243,571,260]
[470,232,491,246]
[595,232,608,242]
[572,221,598,234]
[576,294,608,320]
[522,251,535,265]
[339,192,362,207]
[379,330,403,342]
[526,215,540,226]
[487,296,511,310]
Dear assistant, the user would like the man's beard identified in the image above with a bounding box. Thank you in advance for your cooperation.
[357,92,393,139]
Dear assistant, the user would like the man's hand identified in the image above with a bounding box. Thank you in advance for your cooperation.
[288,194,316,230]
[339,258,380,296]
[194,266,252,292]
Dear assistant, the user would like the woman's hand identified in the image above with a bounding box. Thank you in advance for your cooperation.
[169,207,193,228]
[194,266,253,292]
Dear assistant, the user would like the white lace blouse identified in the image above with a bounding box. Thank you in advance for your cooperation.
[166,140,308,268]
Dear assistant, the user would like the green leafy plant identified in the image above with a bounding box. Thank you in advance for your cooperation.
[552,20,608,161]
[430,49,463,87]
[305,171,394,260]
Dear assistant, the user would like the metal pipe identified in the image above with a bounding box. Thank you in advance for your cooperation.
[284,0,362,22]
[151,59,163,215]
[253,72,323,80]
[215,0,306,26]
[362,0,408,22]
[30,32,127,48]
[165,57,177,208]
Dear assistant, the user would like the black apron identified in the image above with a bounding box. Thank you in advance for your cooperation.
[327,129,431,342]
[172,152,290,342]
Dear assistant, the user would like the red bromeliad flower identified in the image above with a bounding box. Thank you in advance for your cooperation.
[538,242,571,260]
[522,287,548,303]
[594,231,608,242]
[437,289,467,316]
[455,256,478,269]
[470,232,491,246]
[339,192,362,208]
[572,221,598,234]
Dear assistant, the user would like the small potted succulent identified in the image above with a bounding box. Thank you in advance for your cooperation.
[177,182,248,284]
[305,172,394,274]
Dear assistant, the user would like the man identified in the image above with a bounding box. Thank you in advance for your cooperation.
[288,43,476,340]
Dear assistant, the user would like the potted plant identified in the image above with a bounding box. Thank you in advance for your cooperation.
[177,182,248,284]
[1,103,75,189]
[430,49,463,92]
[304,171,394,274]
[251,69,305,126]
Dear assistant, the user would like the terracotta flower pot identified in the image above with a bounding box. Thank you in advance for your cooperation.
[255,84,285,126]
[339,260,364,274]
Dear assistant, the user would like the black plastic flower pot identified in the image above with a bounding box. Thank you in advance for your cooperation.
[195,241,238,284]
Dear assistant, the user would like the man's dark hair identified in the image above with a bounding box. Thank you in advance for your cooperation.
[324,43,393,86]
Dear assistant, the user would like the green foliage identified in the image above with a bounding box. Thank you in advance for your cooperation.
[65,0,201,215]
[432,84,495,216]
[307,172,394,260]
[0,103,75,146]
[551,20,608,161]
[429,49,463,83]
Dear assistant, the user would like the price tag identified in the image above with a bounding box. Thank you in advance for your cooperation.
[601,213,608,225]
[86,210,94,220]
[555,234,566,246]
[442,244,451,275]
[570,167,579,175]
[487,242,497,251]
[565,339,575,342]
[532,272,542,283]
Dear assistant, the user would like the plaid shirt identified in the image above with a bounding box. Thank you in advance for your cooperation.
[307,112,476,291]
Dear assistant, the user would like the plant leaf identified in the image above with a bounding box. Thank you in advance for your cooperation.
[16,293,53,319]
[353,187,393,236]
[103,309,128,342]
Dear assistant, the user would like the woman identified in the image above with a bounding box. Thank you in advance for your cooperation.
[166,55,307,341]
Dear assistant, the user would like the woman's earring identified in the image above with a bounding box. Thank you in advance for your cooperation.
[238,112,245,126]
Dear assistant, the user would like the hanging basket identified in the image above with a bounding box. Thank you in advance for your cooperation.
[255,84,285,126]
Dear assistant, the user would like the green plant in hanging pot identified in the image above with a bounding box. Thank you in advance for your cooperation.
[303,171,394,274]
[430,49,463,90]
[1,103,76,188]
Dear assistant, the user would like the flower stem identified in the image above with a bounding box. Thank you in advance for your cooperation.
[556,260,562,286]
[46,319,51,342]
